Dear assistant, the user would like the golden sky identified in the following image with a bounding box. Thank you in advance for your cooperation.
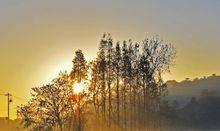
[0,0,220,119]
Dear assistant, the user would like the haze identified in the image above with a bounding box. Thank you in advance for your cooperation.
[0,0,220,119]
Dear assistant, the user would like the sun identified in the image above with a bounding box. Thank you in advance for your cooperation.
[73,82,85,94]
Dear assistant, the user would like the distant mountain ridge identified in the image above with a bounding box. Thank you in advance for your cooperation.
[166,74,220,105]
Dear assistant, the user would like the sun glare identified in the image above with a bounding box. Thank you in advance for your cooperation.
[73,82,85,94]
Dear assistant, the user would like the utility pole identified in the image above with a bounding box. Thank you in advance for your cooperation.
[5,93,12,123]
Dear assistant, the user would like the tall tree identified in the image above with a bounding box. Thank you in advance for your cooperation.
[121,41,130,130]
[70,49,88,82]
[89,60,100,116]
[98,34,108,123]
[131,43,140,129]
[105,34,115,127]
[70,50,89,131]
[113,42,122,126]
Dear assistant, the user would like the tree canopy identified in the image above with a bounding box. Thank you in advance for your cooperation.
[18,34,176,131]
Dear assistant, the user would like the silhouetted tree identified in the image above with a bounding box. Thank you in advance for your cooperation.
[19,34,176,131]
[18,72,73,131]
[105,34,114,127]
[70,50,89,131]
[70,50,88,82]
[113,42,122,127]
[89,34,176,130]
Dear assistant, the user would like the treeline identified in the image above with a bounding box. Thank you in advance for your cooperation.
[162,89,220,130]
[89,34,175,130]
[18,34,176,131]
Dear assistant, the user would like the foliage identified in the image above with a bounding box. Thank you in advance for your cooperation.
[89,34,176,130]
[18,34,176,131]
[18,72,74,131]
[160,90,220,130]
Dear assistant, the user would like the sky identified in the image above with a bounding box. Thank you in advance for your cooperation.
[0,0,220,119]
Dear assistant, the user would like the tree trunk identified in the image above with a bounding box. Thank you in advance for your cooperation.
[116,74,120,126]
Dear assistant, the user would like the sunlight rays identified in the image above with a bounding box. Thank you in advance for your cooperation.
[72,81,88,94]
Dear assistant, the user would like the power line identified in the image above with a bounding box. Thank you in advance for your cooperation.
[12,95,29,101]
[0,93,28,101]
[0,92,29,120]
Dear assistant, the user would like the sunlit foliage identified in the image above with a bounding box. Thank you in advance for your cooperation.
[18,34,176,131]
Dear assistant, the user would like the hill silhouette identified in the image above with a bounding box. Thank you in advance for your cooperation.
[166,74,220,105]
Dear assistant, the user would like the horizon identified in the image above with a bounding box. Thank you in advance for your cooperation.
[0,73,219,120]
